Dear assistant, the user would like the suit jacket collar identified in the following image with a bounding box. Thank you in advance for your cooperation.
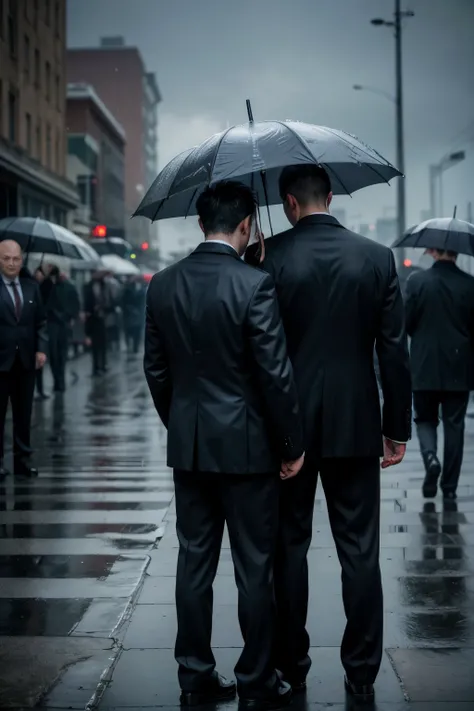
[193,241,241,260]
[296,214,342,229]
[432,260,459,272]
[0,277,34,323]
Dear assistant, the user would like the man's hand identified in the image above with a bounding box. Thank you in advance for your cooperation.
[381,438,406,469]
[280,453,305,480]
[35,352,47,370]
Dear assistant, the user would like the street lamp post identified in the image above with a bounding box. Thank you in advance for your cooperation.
[371,1,414,268]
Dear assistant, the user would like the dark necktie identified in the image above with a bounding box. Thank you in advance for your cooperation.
[10,282,22,321]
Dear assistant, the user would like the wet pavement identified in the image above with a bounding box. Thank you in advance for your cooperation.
[1,354,474,709]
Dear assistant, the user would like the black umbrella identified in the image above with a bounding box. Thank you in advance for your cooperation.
[392,214,474,256]
[134,101,402,224]
[0,217,83,259]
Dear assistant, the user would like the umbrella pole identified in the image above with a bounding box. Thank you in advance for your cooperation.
[453,205,457,218]
[260,170,274,237]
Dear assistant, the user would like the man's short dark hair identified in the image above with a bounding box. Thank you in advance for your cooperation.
[279,164,332,206]
[196,181,257,236]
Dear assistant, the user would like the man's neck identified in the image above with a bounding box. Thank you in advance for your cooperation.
[299,205,329,219]
[205,235,238,252]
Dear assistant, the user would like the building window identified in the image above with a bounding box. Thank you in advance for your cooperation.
[36,120,41,161]
[55,75,61,110]
[34,49,40,87]
[45,61,51,100]
[54,1,60,37]
[7,0,17,57]
[55,130,61,172]
[46,124,51,168]
[24,34,30,80]
[25,112,32,153]
[8,90,17,143]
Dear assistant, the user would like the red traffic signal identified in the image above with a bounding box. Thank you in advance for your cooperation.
[92,225,107,237]
[141,242,149,250]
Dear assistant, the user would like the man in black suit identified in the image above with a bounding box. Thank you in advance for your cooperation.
[144,181,305,709]
[405,249,474,499]
[0,240,47,479]
[83,271,113,376]
[256,165,412,703]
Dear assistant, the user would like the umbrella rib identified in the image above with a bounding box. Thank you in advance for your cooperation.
[320,163,352,197]
[273,121,317,164]
[208,125,234,183]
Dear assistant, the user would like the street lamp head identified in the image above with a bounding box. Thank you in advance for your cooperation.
[353,84,363,91]
[449,150,466,162]
[371,18,386,26]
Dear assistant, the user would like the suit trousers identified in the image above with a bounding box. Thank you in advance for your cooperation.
[89,317,107,373]
[48,322,69,391]
[173,469,280,698]
[414,390,469,494]
[274,456,383,685]
[0,355,36,466]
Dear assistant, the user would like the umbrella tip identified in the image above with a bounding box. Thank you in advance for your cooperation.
[453,205,457,218]
[246,99,254,122]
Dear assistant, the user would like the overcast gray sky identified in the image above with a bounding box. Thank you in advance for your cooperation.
[67,0,474,257]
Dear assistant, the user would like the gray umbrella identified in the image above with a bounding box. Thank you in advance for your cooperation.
[392,217,474,256]
[0,217,83,259]
[134,117,401,222]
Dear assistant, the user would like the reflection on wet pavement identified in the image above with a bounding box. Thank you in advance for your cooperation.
[0,355,174,708]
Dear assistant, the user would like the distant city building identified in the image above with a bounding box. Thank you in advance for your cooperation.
[331,208,346,225]
[0,0,78,222]
[376,217,397,247]
[66,83,126,239]
[67,37,162,252]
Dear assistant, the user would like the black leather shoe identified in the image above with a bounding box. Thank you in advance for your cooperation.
[14,465,38,478]
[282,675,306,693]
[239,680,292,710]
[442,490,457,500]
[422,453,441,498]
[344,677,375,704]
[180,673,236,706]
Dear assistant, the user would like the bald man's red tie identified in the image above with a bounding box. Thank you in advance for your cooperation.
[10,282,22,321]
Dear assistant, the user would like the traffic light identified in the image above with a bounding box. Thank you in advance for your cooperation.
[92,225,107,238]
[141,242,149,251]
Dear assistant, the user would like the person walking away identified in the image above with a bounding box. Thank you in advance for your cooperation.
[254,165,412,703]
[0,240,47,479]
[144,181,305,709]
[84,271,111,376]
[33,265,54,400]
[405,248,474,500]
[45,265,80,393]
[122,276,146,354]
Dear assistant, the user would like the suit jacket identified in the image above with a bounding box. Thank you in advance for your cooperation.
[260,214,412,458]
[83,280,113,336]
[0,277,47,372]
[144,241,304,474]
[405,261,474,391]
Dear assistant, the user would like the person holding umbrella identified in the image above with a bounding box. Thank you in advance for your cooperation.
[398,217,474,500]
[0,240,47,479]
[257,164,412,704]
[144,181,304,709]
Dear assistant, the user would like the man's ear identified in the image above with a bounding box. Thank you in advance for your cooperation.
[241,215,251,236]
[198,218,205,235]
[327,192,333,209]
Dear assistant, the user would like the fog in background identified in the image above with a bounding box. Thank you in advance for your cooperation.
[67,0,474,261]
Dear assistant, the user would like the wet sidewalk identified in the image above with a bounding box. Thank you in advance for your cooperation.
[0,352,173,709]
[1,354,474,709]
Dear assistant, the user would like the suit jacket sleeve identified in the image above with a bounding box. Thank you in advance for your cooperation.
[404,273,419,337]
[375,251,412,442]
[247,273,304,461]
[34,284,48,354]
[143,284,172,428]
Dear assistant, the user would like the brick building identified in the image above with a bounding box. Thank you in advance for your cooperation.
[67,37,161,249]
[66,83,126,238]
[0,0,78,223]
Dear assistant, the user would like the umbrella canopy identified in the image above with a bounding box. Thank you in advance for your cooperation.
[392,217,474,257]
[0,217,85,259]
[135,120,401,221]
[101,254,141,275]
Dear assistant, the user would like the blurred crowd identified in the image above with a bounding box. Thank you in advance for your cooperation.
[22,264,147,398]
